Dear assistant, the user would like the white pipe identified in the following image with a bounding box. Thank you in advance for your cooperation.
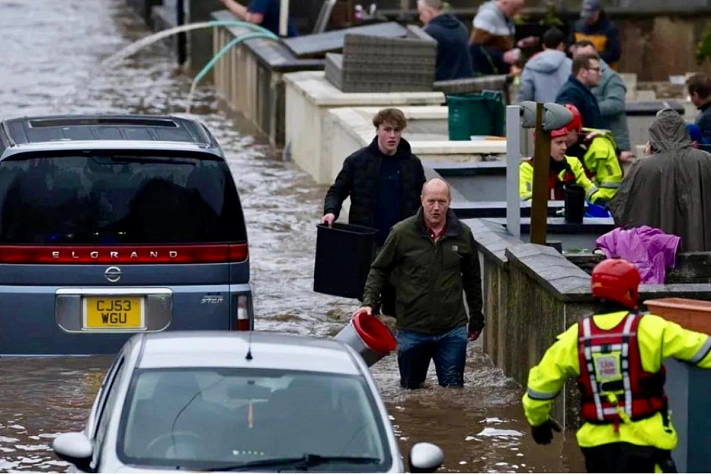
[506,105,521,240]
[279,0,289,37]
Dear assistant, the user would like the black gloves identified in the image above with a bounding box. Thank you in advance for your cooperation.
[531,419,562,445]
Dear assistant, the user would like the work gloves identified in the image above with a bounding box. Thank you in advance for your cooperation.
[530,419,562,445]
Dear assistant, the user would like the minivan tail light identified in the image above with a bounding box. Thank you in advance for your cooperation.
[236,295,250,331]
[0,244,248,264]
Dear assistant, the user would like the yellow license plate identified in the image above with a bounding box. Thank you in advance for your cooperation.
[83,296,144,330]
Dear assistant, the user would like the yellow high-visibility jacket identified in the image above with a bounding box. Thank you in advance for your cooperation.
[522,311,711,450]
[519,155,600,203]
[578,128,624,203]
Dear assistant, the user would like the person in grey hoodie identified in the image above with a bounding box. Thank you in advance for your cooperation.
[574,40,631,152]
[516,27,571,104]
[418,0,473,81]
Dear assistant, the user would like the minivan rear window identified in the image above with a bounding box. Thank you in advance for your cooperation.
[0,153,247,245]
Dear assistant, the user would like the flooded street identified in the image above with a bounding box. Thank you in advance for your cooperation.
[0,0,585,472]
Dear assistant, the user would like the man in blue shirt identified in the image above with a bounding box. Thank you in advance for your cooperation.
[219,0,299,37]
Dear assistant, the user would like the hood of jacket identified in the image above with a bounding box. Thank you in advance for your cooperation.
[526,49,569,74]
[428,13,464,31]
[368,136,413,159]
[649,109,691,153]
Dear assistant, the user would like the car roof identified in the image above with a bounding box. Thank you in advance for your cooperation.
[133,331,363,376]
[0,114,221,158]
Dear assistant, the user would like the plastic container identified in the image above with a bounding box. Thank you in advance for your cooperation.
[333,310,397,366]
[643,298,711,335]
[585,202,611,218]
[563,183,585,223]
[313,223,377,300]
[447,90,505,141]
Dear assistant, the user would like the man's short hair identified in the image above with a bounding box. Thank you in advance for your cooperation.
[574,39,596,50]
[419,0,443,9]
[687,73,711,99]
[542,27,565,49]
[572,52,600,75]
[373,108,407,130]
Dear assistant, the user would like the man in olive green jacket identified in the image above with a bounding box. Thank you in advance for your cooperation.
[360,178,485,389]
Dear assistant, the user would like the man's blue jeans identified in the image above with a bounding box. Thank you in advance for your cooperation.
[395,326,468,389]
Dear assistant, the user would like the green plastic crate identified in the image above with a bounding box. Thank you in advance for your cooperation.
[447,90,505,141]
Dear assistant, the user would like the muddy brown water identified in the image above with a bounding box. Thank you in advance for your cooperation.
[0,0,585,471]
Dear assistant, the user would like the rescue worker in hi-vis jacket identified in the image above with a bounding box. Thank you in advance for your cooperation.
[522,258,711,473]
[518,127,602,203]
[562,103,623,204]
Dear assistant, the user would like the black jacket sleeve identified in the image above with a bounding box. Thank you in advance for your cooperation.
[601,24,621,65]
[462,232,484,332]
[323,154,355,220]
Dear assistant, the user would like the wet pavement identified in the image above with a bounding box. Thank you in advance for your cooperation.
[0,0,585,471]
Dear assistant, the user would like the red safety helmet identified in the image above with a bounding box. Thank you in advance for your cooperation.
[534,127,568,139]
[590,259,641,309]
[564,104,583,132]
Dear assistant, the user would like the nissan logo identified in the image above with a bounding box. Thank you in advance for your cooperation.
[104,266,122,283]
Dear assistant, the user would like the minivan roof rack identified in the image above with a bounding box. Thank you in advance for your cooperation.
[2,114,213,146]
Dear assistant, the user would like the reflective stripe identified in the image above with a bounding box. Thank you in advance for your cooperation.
[690,336,711,364]
[527,387,558,400]
[585,185,599,199]
[591,343,623,352]
[582,318,604,420]
[622,314,636,416]
[521,193,532,201]
[599,182,620,189]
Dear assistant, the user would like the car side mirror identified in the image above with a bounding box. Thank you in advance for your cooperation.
[53,432,94,472]
[409,442,444,473]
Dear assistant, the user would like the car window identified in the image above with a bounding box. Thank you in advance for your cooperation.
[93,358,126,466]
[0,152,246,244]
[117,368,391,472]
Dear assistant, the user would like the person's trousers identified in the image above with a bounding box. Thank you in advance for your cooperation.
[395,326,468,389]
[581,442,676,473]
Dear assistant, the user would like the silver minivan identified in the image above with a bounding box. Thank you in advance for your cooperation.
[0,115,254,355]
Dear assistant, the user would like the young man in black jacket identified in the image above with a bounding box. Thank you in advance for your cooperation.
[321,108,427,316]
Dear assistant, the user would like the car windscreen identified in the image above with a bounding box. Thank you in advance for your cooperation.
[0,152,246,244]
[117,368,392,472]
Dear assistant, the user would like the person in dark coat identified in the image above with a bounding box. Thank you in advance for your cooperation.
[219,0,299,37]
[417,0,474,81]
[686,73,711,144]
[321,108,427,317]
[569,0,621,70]
[555,52,602,129]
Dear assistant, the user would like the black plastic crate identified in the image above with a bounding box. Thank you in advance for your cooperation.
[313,223,377,300]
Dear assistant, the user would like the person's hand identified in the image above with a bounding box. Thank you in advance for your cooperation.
[619,151,635,162]
[320,213,335,227]
[530,419,562,445]
[468,330,481,341]
[503,48,521,65]
[517,36,537,48]
[357,306,372,316]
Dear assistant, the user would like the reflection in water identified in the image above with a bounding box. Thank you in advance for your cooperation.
[0,0,586,472]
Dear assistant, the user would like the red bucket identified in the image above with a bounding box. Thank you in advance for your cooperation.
[333,310,397,367]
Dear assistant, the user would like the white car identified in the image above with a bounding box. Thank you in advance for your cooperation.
[52,331,444,472]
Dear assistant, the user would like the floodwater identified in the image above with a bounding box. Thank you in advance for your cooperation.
[0,0,585,472]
